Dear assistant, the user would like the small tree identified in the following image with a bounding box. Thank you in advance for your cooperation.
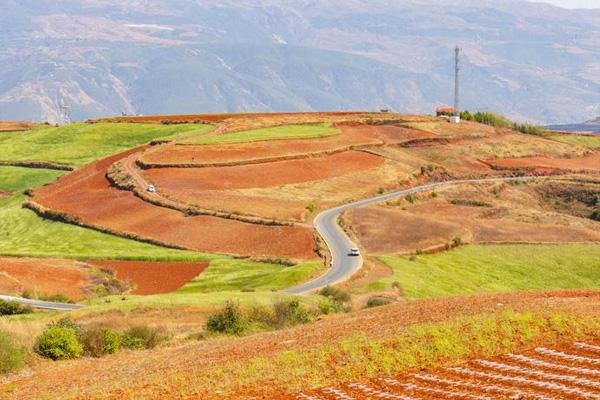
[206,301,246,335]
[35,326,83,360]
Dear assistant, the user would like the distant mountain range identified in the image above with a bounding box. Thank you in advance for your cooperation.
[547,117,600,133]
[0,0,599,124]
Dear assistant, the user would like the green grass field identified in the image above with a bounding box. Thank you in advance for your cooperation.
[0,194,211,261]
[372,244,600,299]
[178,259,322,293]
[0,123,212,166]
[0,167,64,193]
[549,134,600,148]
[179,123,338,145]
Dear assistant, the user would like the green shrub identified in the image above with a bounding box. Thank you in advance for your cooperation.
[591,209,600,222]
[206,301,246,335]
[35,326,83,360]
[83,326,121,357]
[272,300,312,328]
[0,331,25,374]
[365,296,394,308]
[319,286,351,303]
[37,293,74,304]
[0,300,32,316]
[121,325,165,349]
[50,317,84,341]
[305,202,317,213]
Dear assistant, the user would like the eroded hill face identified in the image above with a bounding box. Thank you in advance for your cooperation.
[29,112,600,262]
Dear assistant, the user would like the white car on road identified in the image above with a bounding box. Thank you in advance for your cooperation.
[349,247,360,256]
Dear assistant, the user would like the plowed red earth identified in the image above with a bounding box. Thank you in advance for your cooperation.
[89,260,208,295]
[32,148,316,260]
[0,257,93,300]
[144,151,384,190]
[301,341,600,400]
[485,152,600,172]
[139,125,382,166]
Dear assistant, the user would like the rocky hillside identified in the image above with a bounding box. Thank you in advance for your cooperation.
[0,0,599,123]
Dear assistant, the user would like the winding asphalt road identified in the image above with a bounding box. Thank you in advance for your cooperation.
[0,295,84,311]
[287,176,537,295]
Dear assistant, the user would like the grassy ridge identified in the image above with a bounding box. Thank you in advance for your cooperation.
[179,123,338,145]
[373,244,600,298]
[0,123,211,166]
[0,167,64,193]
[549,134,600,149]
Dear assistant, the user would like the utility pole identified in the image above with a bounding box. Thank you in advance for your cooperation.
[454,46,460,117]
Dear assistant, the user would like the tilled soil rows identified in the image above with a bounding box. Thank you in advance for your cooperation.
[300,341,600,400]
[485,152,600,173]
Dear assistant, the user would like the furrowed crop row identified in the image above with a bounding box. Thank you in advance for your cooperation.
[536,347,600,365]
[410,372,559,400]
[320,387,355,399]
[475,359,600,389]
[506,353,600,376]
[384,379,492,400]
[575,342,600,353]
[348,382,420,400]
[448,366,600,399]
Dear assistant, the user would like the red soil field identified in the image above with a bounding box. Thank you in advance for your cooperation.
[485,152,600,172]
[0,257,93,300]
[90,260,208,295]
[144,151,384,191]
[32,148,316,260]
[138,125,382,167]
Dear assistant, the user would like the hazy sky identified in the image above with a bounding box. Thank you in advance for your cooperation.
[532,0,600,8]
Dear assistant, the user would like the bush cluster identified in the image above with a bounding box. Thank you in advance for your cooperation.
[0,331,25,373]
[365,296,394,308]
[34,318,165,361]
[460,110,546,136]
[205,299,315,335]
[318,286,352,314]
[0,299,32,316]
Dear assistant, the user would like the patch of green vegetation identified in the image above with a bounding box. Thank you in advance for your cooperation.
[460,110,546,136]
[178,259,323,293]
[373,244,600,298]
[0,123,211,166]
[0,167,64,193]
[207,309,599,394]
[549,134,600,149]
[179,123,338,145]
[0,194,210,261]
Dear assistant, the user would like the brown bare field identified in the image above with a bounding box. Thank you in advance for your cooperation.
[0,121,34,132]
[0,257,94,300]
[145,151,383,191]
[89,260,208,295]
[32,148,316,260]
[345,179,600,254]
[485,151,600,173]
[1,290,598,399]
[138,125,382,167]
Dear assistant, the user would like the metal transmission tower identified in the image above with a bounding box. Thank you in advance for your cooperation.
[58,99,71,124]
[454,46,460,117]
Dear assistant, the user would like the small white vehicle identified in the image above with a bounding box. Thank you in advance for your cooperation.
[147,184,156,193]
[349,247,360,256]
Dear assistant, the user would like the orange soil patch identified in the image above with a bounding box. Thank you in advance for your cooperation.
[32,148,316,260]
[485,152,600,172]
[144,151,384,191]
[138,125,382,167]
[89,260,208,295]
[0,257,93,300]
[0,120,34,132]
[2,290,598,399]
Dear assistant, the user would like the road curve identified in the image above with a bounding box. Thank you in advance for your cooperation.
[0,295,84,311]
[287,176,538,295]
